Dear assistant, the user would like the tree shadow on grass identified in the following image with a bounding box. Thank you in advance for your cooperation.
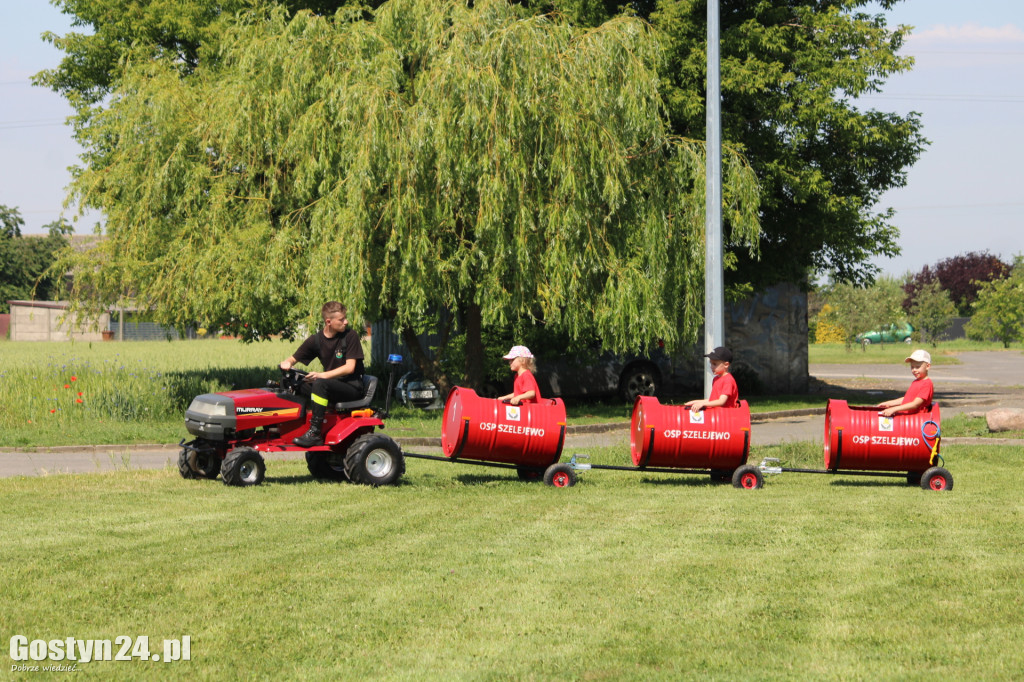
[827,478,911,488]
[632,474,722,487]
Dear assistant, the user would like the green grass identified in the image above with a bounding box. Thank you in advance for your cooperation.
[2,444,1021,680]
[809,340,1021,365]
[943,414,1024,440]
[2,340,1017,447]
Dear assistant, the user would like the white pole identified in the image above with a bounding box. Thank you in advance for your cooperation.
[705,0,724,397]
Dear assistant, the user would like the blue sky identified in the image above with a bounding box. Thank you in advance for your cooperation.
[1,1,1022,277]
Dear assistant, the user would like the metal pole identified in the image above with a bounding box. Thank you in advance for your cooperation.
[705,0,724,397]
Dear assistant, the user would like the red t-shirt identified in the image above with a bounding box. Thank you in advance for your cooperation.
[901,377,933,412]
[514,371,541,404]
[712,373,739,408]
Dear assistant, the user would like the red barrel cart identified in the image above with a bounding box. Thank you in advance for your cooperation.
[566,396,764,488]
[403,387,576,486]
[758,399,951,490]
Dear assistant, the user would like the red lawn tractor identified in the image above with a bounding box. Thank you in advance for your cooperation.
[178,358,405,487]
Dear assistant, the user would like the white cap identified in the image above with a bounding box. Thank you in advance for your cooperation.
[502,345,534,360]
[906,349,931,364]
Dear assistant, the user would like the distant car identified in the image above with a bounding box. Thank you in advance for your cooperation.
[856,322,914,345]
[394,371,444,410]
[394,348,672,410]
[538,349,672,403]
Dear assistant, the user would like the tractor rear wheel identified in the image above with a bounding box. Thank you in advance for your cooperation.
[344,434,405,486]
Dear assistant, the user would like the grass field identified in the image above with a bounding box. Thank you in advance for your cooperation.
[808,340,1022,365]
[2,442,1021,680]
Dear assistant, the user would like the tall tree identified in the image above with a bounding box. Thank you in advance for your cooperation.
[904,251,1011,316]
[535,1,925,287]
[0,206,71,312]
[53,0,760,391]
[35,0,379,106]
[824,276,904,350]
[907,279,956,347]
[650,0,924,288]
[966,258,1024,349]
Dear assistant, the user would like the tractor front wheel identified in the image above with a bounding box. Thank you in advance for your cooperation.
[178,444,221,480]
[306,451,349,482]
[221,447,266,487]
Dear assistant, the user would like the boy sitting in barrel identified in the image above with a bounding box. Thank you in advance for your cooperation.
[877,349,933,417]
[685,346,738,413]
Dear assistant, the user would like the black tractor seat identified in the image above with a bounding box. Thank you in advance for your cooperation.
[333,374,378,412]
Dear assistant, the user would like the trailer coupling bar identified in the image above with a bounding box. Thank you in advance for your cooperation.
[757,457,906,478]
[569,454,733,476]
[402,451,523,471]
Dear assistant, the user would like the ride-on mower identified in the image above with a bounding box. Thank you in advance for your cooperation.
[178,356,406,487]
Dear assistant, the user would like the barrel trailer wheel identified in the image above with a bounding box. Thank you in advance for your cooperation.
[921,466,953,491]
[516,466,544,482]
[732,465,764,490]
[710,469,733,483]
[221,447,266,487]
[544,463,578,488]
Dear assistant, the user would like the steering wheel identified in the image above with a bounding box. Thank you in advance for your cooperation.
[280,367,308,393]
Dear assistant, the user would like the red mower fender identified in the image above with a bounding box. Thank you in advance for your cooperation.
[323,414,385,447]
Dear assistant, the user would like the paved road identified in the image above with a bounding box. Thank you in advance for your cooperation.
[811,350,1024,391]
[3,351,1022,478]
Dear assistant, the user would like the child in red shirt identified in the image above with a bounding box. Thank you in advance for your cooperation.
[877,349,934,416]
[498,345,541,405]
[685,346,739,412]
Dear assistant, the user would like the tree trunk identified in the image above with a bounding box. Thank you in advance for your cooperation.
[400,325,452,397]
[464,302,485,391]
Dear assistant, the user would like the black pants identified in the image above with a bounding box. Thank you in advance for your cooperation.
[300,376,363,406]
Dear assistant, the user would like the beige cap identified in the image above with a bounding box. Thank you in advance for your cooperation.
[906,349,931,364]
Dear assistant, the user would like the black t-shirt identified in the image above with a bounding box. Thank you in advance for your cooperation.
[293,328,365,379]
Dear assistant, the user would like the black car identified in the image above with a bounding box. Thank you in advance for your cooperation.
[395,348,671,409]
[536,348,671,402]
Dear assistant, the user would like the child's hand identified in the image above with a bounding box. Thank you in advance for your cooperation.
[509,396,521,405]
[880,407,897,417]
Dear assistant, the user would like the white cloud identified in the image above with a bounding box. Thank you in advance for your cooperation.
[908,23,1024,45]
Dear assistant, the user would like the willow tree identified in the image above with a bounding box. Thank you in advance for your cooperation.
[57,0,759,390]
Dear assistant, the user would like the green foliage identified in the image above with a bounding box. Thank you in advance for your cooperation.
[0,206,71,313]
[35,0,376,105]
[822,276,905,350]
[966,257,1024,348]
[532,1,926,287]
[53,0,760,378]
[904,251,1012,316]
[646,0,925,287]
[907,279,956,346]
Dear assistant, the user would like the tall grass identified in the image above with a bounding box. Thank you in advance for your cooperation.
[0,340,296,446]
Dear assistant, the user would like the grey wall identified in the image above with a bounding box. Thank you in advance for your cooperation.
[672,282,809,395]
